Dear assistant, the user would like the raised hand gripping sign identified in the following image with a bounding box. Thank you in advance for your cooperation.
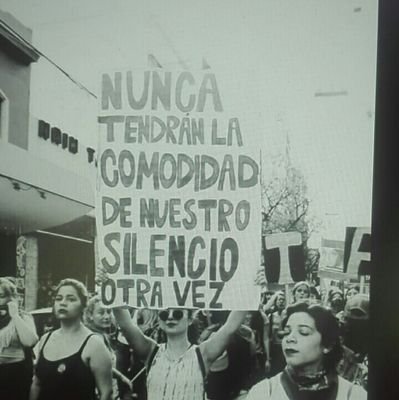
[96,68,261,310]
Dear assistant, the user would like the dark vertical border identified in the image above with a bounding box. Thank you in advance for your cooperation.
[370,1,399,399]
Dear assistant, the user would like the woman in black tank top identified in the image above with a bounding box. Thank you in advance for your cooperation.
[30,279,113,400]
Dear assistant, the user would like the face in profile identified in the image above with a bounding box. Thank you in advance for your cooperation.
[158,309,191,336]
[282,312,327,374]
[54,285,84,320]
[91,303,113,330]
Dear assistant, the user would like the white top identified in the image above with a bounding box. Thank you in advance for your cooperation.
[0,314,35,363]
[147,344,204,400]
[246,372,367,400]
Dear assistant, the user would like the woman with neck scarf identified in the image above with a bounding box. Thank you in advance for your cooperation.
[246,302,366,399]
[0,277,38,400]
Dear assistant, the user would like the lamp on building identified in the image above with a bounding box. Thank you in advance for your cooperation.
[5,176,47,198]
[12,181,21,191]
[37,190,46,199]
[9,179,31,191]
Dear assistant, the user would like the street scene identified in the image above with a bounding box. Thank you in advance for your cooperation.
[0,1,376,399]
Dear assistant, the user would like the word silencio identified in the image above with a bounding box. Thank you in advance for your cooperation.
[99,69,260,309]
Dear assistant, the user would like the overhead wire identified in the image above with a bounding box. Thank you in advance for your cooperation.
[0,17,97,98]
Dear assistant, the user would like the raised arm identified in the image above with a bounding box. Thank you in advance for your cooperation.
[262,292,278,314]
[8,302,38,347]
[199,310,247,369]
[259,308,271,373]
[113,307,156,362]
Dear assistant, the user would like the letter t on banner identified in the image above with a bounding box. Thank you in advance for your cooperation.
[263,232,303,284]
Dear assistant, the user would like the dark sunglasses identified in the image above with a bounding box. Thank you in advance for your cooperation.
[158,309,184,322]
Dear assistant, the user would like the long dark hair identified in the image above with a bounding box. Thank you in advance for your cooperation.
[282,302,343,372]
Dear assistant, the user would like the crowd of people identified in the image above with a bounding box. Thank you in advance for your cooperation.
[0,275,369,400]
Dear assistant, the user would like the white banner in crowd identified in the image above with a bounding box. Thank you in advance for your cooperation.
[318,238,346,280]
[96,68,261,309]
[318,228,371,281]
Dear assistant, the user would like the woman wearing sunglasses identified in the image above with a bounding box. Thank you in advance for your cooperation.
[114,307,246,400]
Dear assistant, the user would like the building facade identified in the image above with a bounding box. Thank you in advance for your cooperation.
[0,10,97,310]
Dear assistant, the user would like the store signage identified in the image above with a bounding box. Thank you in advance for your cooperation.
[38,119,96,164]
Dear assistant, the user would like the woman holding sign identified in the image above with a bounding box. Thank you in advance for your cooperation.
[114,306,246,400]
[246,302,366,400]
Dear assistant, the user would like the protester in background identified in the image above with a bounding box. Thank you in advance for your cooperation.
[309,285,322,305]
[30,279,112,400]
[198,310,257,400]
[114,307,247,400]
[345,284,360,302]
[0,277,38,400]
[328,288,345,317]
[116,308,161,400]
[292,281,311,304]
[248,310,270,384]
[84,296,132,399]
[264,291,287,377]
[247,302,367,399]
[338,294,369,390]
[262,290,284,315]
[260,289,275,311]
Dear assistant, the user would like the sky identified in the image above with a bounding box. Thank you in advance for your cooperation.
[0,0,378,242]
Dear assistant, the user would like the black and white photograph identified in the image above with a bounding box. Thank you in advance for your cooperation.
[1,0,397,399]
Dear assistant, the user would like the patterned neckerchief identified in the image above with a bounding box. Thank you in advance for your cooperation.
[281,366,339,400]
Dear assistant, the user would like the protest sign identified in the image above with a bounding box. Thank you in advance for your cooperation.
[318,238,347,280]
[318,228,371,280]
[96,68,261,309]
[262,232,306,284]
[343,227,371,278]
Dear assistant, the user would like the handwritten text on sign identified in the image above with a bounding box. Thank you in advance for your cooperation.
[96,70,261,309]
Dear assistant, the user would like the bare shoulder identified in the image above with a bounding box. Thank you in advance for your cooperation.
[37,330,51,349]
[350,384,367,399]
[338,377,367,400]
[82,334,112,365]
[85,333,108,352]
[246,379,271,400]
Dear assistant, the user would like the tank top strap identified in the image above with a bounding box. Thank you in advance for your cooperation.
[195,346,206,379]
[146,344,160,371]
[77,333,95,355]
[40,330,55,355]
